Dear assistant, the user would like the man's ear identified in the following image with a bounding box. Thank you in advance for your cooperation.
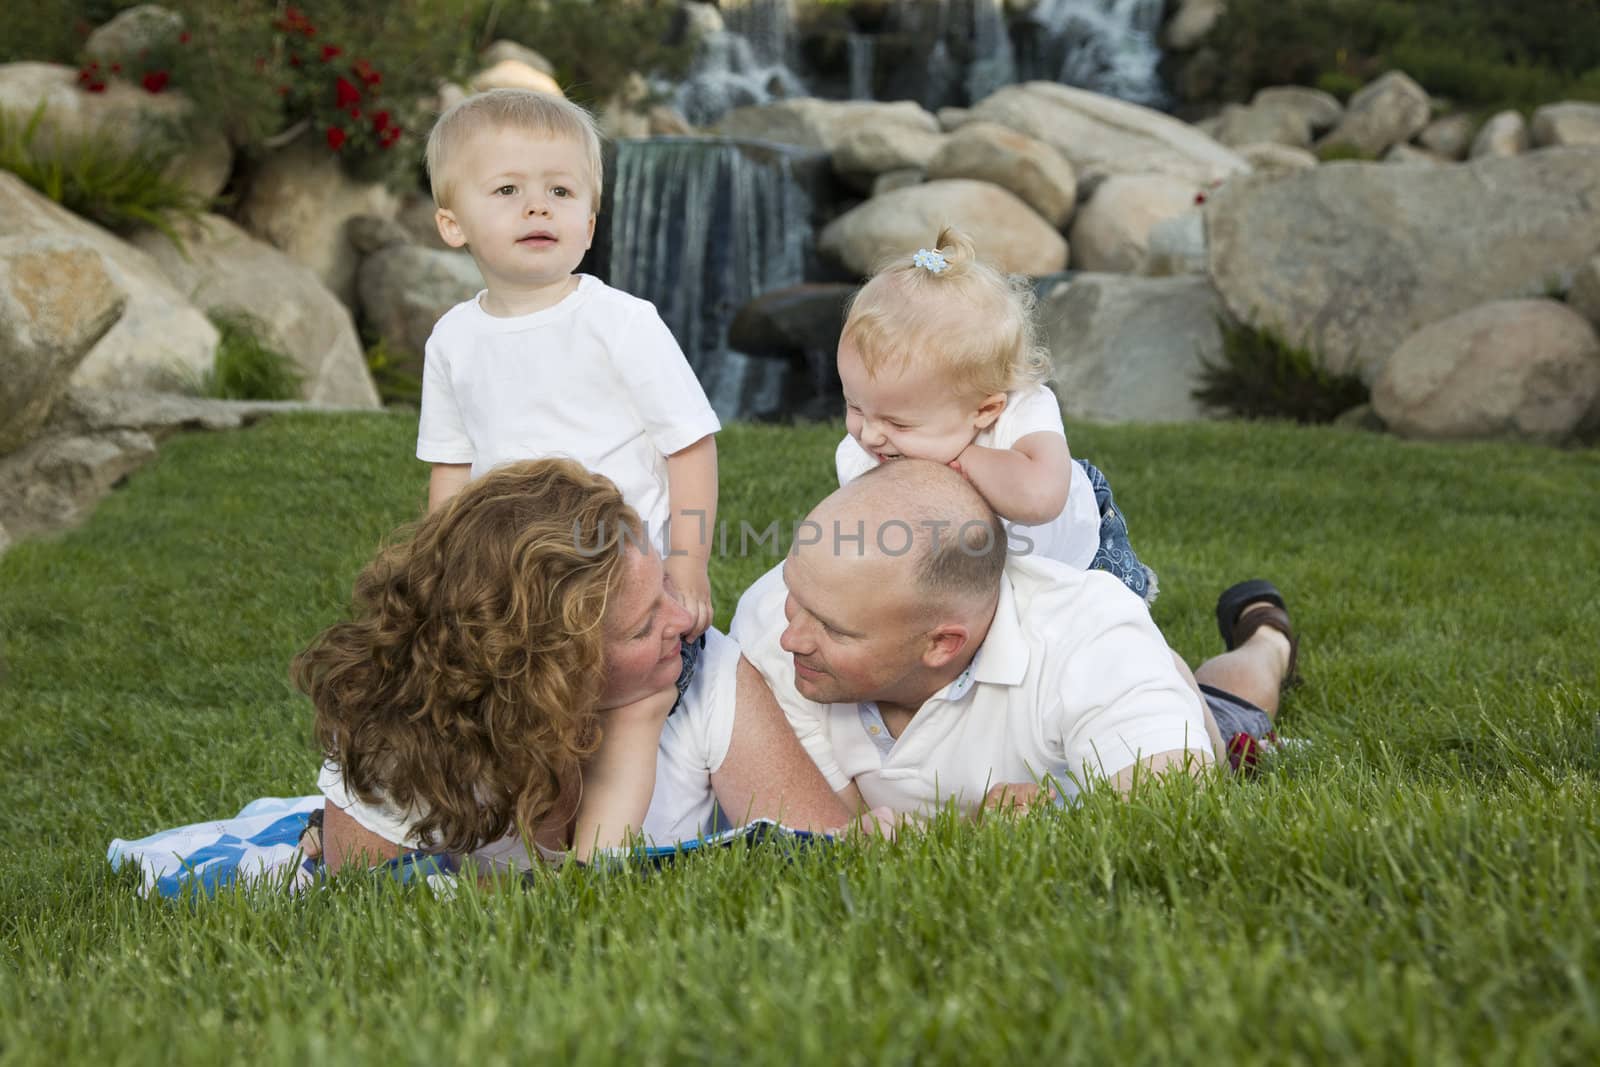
[436,207,467,249]
[922,624,971,671]
[973,392,1007,431]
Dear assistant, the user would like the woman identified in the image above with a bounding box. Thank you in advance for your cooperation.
[293,458,851,871]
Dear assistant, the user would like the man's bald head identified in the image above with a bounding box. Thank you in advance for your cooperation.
[806,460,1006,611]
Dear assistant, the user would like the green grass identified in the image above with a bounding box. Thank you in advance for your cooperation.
[2,414,1598,1064]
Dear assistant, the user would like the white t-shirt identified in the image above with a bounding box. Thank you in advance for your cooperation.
[731,556,1210,816]
[417,274,721,544]
[835,384,1102,568]
[318,628,743,867]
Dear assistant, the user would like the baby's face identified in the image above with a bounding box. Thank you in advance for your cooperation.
[838,337,989,467]
[434,125,596,295]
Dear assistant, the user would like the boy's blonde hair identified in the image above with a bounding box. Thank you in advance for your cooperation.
[425,88,605,211]
[840,227,1051,400]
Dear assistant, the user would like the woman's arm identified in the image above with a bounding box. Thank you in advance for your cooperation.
[571,686,679,861]
[320,802,406,873]
[710,657,855,831]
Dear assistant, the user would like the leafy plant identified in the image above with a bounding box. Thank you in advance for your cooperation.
[0,102,202,244]
[1194,319,1369,423]
[196,313,304,401]
[364,337,423,408]
[1314,142,1377,162]
[476,0,691,108]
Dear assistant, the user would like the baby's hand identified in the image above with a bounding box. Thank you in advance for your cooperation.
[664,555,714,640]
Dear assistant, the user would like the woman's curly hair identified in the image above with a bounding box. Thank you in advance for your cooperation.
[292,458,643,856]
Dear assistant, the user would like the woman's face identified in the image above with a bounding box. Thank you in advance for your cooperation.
[598,545,694,710]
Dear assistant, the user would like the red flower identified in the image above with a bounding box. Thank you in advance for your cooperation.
[86,81,107,93]
[353,58,381,87]
[371,110,391,132]
[289,54,302,68]
[1194,191,1208,205]
[276,85,290,96]
[321,44,342,62]
[334,76,361,108]
[347,107,361,121]
[110,63,122,73]
[326,126,347,151]
[178,30,191,44]
[380,127,400,149]
[141,70,170,94]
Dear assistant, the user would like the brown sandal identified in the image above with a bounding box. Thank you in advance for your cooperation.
[1216,579,1300,688]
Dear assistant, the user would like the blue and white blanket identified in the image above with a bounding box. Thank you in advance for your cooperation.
[109,798,823,900]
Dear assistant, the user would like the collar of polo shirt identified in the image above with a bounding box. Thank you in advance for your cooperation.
[943,573,1030,700]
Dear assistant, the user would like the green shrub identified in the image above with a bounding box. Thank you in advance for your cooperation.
[1207,0,1600,112]
[0,103,202,244]
[1314,142,1378,162]
[363,338,423,408]
[197,313,304,401]
[1194,319,1369,424]
[477,0,690,108]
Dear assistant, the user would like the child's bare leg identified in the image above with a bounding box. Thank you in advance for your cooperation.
[1193,602,1293,720]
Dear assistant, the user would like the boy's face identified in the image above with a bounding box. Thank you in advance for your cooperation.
[434,125,596,297]
[838,337,1000,467]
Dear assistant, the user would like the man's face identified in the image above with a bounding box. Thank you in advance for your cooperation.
[778,543,929,707]
[434,125,596,296]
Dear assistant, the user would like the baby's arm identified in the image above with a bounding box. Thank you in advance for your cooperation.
[427,463,472,513]
[665,435,717,637]
[952,432,1074,526]
[571,685,679,861]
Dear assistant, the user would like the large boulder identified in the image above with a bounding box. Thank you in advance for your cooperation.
[715,98,939,155]
[1371,300,1600,443]
[1469,111,1528,160]
[235,134,400,307]
[831,122,947,183]
[965,82,1249,185]
[818,179,1068,276]
[1040,274,1224,423]
[84,5,184,66]
[0,173,216,393]
[1235,142,1319,175]
[1206,148,1600,380]
[1211,103,1311,150]
[1163,0,1225,51]
[1568,256,1600,328]
[0,226,127,455]
[130,214,380,407]
[924,122,1078,227]
[1141,209,1207,277]
[1531,102,1600,148]
[479,39,555,76]
[1419,114,1474,160]
[1069,174,1200,273]
[469,58,563,97]
[1250,86,1344,136]
[358,244,484,362]
[1316,71,1431,157]
[0,62,231,202]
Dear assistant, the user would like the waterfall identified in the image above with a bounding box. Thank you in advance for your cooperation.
[847,33,875,100]
[608,138,814,421]
[966,0,1017,104]
[671,0,809,126]
[1016,0,1168,107]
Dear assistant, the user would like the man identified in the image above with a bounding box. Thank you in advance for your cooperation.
[731,461,1297,816]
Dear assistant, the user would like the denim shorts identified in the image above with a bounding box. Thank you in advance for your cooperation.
[1200,683,1279,774]
[670,633,706,716]
[1079,459,1158,604]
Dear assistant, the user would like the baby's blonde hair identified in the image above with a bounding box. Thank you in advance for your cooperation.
[425,88,604,211]
[840,227,1051,400]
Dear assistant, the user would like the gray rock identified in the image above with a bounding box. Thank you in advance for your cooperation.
[235,134,400,306]
[1316,71,1431,157]
[1469,111,1528,159]
[479,39,556,76]
[715,99,939,154]
[832,122,947,182]
[925,122,1077,227]
[346,214,413,256]
[1070,174,1200,273]
[1206,148,1600,381]
[1371,300,1600,443]
[1568,256,1600,328]
[1163,0,1225,51]
[0,237,126,455]
[357,245,484,360]
[819,179,1068,277]
[1234,142,1319,175]
[1419,114,1474,160]
[131,214,380,407]
[727,284,854,360]
[1383,143,1448,167]
[0,173,217,393]
[0,62,232,202]
[964,82,1250,185]
[1531,102,1600,148]
[1212,103,1311,150]
[84,5,183,66]
[1142,209,1207,277]
[1040,274,1225,423]
[1250,86,1344,135]
[871,168,924,197]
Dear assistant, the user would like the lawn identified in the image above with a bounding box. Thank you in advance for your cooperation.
[1,412,1597,1064]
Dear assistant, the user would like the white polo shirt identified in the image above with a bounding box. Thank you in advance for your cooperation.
[319,628,742,866]
[731,555,1210,815]
[835,384,1103,568]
